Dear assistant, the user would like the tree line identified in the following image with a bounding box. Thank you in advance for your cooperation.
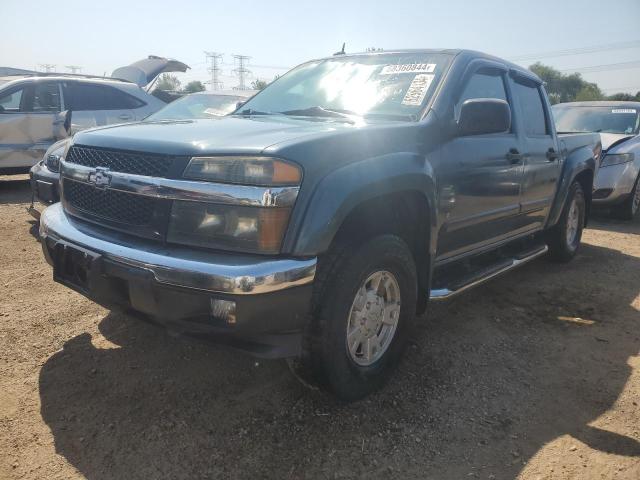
[529,62,640,104]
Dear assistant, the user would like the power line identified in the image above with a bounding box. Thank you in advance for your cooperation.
[560,60,640,74]
[232,54,252,90]
[509,40,640,62]
[204,51,224,91]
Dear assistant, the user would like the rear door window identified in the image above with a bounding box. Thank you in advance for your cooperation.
[513,80,548,136]
[68,83,145,111]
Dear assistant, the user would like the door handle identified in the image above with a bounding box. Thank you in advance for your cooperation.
[546,148,560,161]
[506,148,524,164]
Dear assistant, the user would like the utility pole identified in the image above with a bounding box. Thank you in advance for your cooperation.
[204,51,224,91]
[39,64,56,73]
[232,54,252,90]
[65,65,82,74]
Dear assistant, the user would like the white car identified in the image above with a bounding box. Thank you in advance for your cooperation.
[0,56,188,175]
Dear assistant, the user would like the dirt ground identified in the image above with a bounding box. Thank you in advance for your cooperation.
[1,174,639,480]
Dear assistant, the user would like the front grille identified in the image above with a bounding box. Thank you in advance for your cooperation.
[64,179,155,226]
[66,145,173,177]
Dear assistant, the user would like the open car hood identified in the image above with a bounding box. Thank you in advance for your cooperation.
[600,133,634,152]
[111,56,190,88]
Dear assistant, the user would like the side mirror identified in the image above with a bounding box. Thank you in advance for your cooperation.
[457,99,511,136]
[53,110,72,139]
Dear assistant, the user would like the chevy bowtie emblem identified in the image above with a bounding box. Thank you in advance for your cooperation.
[87,167,112,189]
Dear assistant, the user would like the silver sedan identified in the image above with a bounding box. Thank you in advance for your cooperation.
[553,101,640,219]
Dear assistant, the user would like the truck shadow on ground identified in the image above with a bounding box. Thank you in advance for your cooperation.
[38,239,640,479]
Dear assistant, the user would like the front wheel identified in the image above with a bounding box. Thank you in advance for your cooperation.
[546,181,586,263]
[300,235,417,401]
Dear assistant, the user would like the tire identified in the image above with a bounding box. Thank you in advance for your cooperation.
[546,181,586,263]
[300,234,417,401]
[612,174,640,221]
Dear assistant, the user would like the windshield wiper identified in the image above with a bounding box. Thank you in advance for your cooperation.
[363,112,417,121]
[236,108,277,116]
[280,106,357,123]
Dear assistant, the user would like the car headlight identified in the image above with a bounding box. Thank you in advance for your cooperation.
[167,201,292,254]
[183,156,301,186]
[600,153,634,168]
[45,145,66,172]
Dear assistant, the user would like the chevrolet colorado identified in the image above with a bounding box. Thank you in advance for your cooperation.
[38,49,600,400]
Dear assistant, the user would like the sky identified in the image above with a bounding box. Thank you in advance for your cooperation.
[3,0,640,94]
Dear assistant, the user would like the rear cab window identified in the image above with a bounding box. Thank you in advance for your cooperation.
[513,78,549,136]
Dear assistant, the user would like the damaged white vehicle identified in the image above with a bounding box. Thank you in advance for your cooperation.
[0,56,188,175]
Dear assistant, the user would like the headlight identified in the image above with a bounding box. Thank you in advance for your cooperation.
[45,145,66,172]
[183,156,302,186]
[600,153,634,168]
[167,201,291,254]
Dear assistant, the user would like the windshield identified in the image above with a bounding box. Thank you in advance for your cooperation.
[552,105,640,135]
[146,94,246,121]
[237,53,451,120]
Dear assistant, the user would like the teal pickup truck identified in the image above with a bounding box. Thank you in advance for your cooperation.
[39,49,600,400]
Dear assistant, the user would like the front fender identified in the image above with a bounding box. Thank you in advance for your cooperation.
[288,153,437,256]
[547,146,595,228]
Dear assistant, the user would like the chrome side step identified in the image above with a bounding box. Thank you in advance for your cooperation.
[429,244,548,301]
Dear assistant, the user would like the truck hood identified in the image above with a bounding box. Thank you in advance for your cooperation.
[71,116,358,157]
[111,56,190,88]
[600,133,634,152]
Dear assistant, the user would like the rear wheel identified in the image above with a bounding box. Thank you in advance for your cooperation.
[612,174,640,221]
[546,181,585,263]
[299,235,417,401]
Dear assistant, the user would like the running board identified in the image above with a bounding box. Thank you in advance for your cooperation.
[429,244,548,301]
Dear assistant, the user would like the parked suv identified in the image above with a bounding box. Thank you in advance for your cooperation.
[0,56,188,174]
[39,50,600,400]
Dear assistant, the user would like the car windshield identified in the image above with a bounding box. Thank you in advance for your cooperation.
[236,52,452,121]
[146,94,247,121]
[552,105,640,135]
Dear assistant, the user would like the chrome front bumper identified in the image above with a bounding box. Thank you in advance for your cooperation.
[39,203,317,295]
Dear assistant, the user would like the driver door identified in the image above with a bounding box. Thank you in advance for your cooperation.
[0,81,62,170]
[436,67,525,261]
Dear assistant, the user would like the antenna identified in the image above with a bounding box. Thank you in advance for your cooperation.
[232,54,252,90]
[204,51,224,91]
[334,43,346,56]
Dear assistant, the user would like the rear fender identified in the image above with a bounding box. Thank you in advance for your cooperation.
[547,146,595,228]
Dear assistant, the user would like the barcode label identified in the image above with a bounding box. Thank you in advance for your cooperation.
[401,74,435,106]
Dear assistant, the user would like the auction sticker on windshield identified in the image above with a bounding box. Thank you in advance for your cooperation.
[612,109,637,114]
[402,74,435,106]
[381,63,436,75]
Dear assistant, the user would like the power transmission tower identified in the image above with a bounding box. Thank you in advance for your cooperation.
[39,64,56,73]
[232,54,252,90]
[204,51,224,91]
[65,65,82,74]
